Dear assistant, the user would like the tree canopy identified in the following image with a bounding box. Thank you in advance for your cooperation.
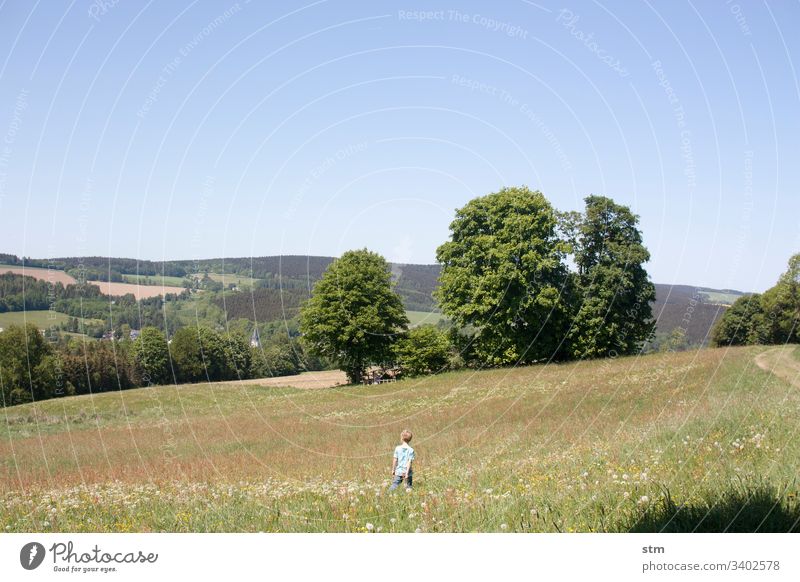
[299,249,409,383]
[436,186,572,365]
[567,195,656,358]
[435,188,655,365]
[712,252,799,346]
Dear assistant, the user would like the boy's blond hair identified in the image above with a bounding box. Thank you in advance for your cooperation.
[400,429,413,443]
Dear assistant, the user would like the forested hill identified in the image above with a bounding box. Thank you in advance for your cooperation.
[5,254,745,345]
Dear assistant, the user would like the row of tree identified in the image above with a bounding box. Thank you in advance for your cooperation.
[0,323,317,406]
[300,187,656,382]
[711,253,799,346]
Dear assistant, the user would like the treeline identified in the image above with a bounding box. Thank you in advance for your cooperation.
[16,255,190,278]
[0,323,325,406]
[712,253,799,346]
[0,273,105,312]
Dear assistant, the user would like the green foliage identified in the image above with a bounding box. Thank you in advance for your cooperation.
[169,327,205,383]
[435,186,572,365]
[194,327,227,381]
[711,294,768,346]
[396,325,451,377]
[300,249,409,383]
[223,332,252,380]
[567,195,656,358]
[0,324,55,405]
[133,327,170,385]
[760,253,800,343]
[170,326,252,383]
[0,272,104,313]
[251,334,305,377]
[56,338,138,395]
[712,253,799,347]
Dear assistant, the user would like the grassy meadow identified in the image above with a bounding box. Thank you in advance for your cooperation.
[406,310,446,327]
[0,310,103,331]
[1,346,799,533]
[121,273,188,287]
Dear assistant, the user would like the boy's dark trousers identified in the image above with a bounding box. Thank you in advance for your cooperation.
[389,471,413,490]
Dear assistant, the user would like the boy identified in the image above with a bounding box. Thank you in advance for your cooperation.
[389,429,415,490]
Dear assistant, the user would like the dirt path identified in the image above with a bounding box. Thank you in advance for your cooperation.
[755,345,800,388]
[217,369,348,390]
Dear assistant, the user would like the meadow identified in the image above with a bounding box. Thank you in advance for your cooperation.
[1,345,798,533]
[406,310,446,327]
[0,310,102,331]
[121,273,188,287]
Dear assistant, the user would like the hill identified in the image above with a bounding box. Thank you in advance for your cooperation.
[1,345,797,532]
[4,254,745,343]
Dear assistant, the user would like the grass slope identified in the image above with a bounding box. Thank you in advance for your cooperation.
[0,310,102,330]
[406,310,446,327]
[1,346,798,532]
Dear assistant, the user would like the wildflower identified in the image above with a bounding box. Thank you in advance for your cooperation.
[366,523,374,532]
[623,492,630,499]
[500,523,508,530]
[405,488,412,493]
[414,528,422,533]
[638,496,649,505]
[390,518,396,524]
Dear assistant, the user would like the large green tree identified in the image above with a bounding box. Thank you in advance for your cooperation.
[435,186,572,365]
[712,252,799,346]
[133,326,170,385]
[0,323,56,405]
[169,327,205,383]
[567,195,656,358]
[711,294,768,346]
[299,249,409,383]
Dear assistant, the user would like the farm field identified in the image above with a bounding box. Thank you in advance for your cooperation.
[406,310,446,327]
[698,289,746,306]
[0,264,77,285]
[0,310,102,330]
[121,273,188,287]
[203,272,261,287]
[1,346,798,533]
[86,280,187,299]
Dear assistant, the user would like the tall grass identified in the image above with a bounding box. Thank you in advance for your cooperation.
[2,346,798,532]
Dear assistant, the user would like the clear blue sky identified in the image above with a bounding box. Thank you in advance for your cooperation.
[0,0,798,292]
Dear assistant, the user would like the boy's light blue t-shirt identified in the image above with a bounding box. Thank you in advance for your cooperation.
[394,442,415,476]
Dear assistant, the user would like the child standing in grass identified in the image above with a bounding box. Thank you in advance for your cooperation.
[389,429,415,491]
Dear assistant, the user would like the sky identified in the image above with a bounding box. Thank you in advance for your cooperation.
[0,0,798,292]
